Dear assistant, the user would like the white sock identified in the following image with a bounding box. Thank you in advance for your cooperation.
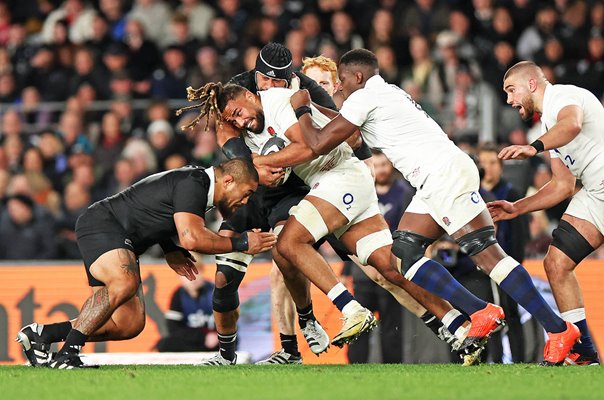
[560,308,586,323]
[327,282,347,301]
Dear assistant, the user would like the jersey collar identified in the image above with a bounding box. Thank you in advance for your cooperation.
[365,74,384,89]
[205,167,215,211]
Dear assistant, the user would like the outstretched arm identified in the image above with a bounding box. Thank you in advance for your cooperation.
[488,157,576,221]
[290,90,359,155]
[499,105,583,160]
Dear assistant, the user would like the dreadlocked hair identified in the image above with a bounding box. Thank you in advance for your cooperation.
[175,82,224,131]
[176,82,249,131]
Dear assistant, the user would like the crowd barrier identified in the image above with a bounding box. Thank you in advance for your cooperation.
[0,259,601,365]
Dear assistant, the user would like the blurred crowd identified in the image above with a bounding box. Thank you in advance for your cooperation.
[0,0,603,260]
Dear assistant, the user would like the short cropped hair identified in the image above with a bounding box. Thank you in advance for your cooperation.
[218,158,259,183]
[302,55,338,85]
[339,49,378,69]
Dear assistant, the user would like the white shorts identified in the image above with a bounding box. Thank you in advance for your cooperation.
[405,152,485,234]
[565,188,604,235]
[307,158,380,237]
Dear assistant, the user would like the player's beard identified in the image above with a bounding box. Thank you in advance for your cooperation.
[249,110,265,134]
[216,200,234,219]
[519,95,535,121]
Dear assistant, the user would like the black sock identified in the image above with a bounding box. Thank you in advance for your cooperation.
[297,303,316,329]
[420,312,443,336]
[60,329,88,355]
[40,321,72,343]
[218,332,237,362]
[280,333,299,356]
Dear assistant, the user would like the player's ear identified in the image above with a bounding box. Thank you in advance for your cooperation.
[355,71,363,84]
[222,174,234,189]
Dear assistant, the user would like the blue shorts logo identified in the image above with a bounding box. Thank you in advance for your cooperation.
[470,191,481,204]
[343,193,354,210]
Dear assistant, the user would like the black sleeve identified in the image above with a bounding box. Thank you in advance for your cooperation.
[173,169,210,217]
[222,137,252,161]
[295,71,338,111]
[229,70,257,92]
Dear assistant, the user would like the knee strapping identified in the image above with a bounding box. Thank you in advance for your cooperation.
[551,220,595,264]
[289,199,329,242]
[215,252,253,273]
[212,263,245,312]
[356,229,393,265]
[457,226,498,256]
[392,230,434,273]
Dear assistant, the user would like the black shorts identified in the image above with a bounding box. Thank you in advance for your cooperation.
[220,178,351,261]
[220,177,309,233]
[75,204,137,286]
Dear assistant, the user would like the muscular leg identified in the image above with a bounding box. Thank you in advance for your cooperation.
[277,196,349,295]
[396,212,490,317]
[544,215,603,312]
[269,262,297,336]
[543,215,603,358]
[340,214,457,321]
[55,248,141,361]
[87,285,146,341]
[453,209,567,334]
[349,256,427,317]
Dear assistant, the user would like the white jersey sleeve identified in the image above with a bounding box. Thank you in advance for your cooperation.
[544,88,584,122]
[260,88,298,136]
[339,89,375,127]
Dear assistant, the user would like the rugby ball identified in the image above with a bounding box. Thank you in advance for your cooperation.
[259,136,292,185]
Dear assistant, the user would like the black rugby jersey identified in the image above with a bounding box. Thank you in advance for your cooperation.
[97,166,212,254]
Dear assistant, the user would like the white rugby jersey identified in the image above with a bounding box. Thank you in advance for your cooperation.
[241,79,301,154]
[542,84,604,199]
[258,88,353,184]
[339,75,466,188]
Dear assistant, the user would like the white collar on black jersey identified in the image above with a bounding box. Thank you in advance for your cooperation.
[205,167,215,211]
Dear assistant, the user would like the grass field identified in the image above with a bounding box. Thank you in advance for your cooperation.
[1,364,602,400]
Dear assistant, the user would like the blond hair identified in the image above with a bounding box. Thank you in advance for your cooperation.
[301,55,338,86]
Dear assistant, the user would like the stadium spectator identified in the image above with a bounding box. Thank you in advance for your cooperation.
[128,0,173,46]
[441,63,498,143]
[177,0,216,41]
[401,34,435,93]
[40,0,95,45]
[187,46,231,89]
[400,0,449,39]
[99,0,128,42]
[166,13,202,66]
[329,11,363,58]
[0,194,58,259]
[95,111,127,176]
[156,271,219,352]
[123,18,161,83]
[146,119,181,171]
[56,181,91,259]
[516,4,560,61]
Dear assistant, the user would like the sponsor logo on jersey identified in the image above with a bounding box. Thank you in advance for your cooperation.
[267,126,276,135]
[470,191,481,204]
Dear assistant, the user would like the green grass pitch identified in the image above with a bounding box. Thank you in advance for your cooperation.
[1,364,602,400]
